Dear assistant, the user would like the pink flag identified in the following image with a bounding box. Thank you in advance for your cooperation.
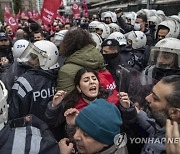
[72,3,80,19]
[41,0,62,25]
[82,0,88,17]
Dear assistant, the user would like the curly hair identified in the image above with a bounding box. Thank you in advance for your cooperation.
[59,27,96,57]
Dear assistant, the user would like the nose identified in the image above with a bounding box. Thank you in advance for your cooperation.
[89,78,95,84]
[145,93,152,104]
[74,128,82,141]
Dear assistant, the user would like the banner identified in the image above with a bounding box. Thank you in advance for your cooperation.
[82,0,88,17]
[41,0,62,25]
[72,3,80,19]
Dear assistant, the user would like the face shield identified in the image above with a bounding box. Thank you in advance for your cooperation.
[0,80,8,125]
[117,66,157,109]
[149,47,180,70]
[19,43,48,68]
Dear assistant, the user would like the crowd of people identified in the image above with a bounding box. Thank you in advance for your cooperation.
[0,7,180,154]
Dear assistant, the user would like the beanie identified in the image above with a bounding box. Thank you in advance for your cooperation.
[75,98,123,145]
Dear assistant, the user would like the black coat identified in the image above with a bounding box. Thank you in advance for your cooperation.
[0,115,59,154]
[8,68,58,121]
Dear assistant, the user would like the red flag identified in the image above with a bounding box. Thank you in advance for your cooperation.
[27,10,33,19]
[72,3,80,19]
[20,11,28,19]
[65,16,70,23]
[4,8,18,31]
[82,0,88,17]
[41,0,62,26]
[32,11,41,21]
[4,6,11,15]
[55,13,65,24]
[59,0,64,9]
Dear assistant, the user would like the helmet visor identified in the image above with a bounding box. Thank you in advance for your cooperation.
[149,47,180,69]
[19,43,48,68]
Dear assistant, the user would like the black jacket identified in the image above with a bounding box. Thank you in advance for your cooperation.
[1,60,32,91]
[0,115,59,154]
[8,68,58,121]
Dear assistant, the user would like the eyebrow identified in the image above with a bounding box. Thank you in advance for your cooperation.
[152,91,160,100]
[82,75,96,80]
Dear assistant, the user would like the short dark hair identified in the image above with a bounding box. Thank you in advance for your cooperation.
[137,13,147,23]
[161,75,180,108]
[34,31,44,37]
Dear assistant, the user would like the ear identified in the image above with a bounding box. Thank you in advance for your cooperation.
[76,85,81,93]
[168,107,180,121]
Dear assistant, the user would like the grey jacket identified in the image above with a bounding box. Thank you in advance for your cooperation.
[119,103,173,154]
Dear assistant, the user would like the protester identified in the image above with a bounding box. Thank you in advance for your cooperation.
[57,27,104,95]
[166,119,180,154]
[59,99,128,154]
[119,75,180,154]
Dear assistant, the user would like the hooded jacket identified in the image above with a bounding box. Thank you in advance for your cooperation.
[57,44,104,95]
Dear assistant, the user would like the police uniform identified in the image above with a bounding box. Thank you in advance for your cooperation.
[0,115,59,154]
[8,68,58,121]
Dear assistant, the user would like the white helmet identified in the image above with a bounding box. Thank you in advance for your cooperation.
[0,80,8,127]
[108,23,120,33]
[156,10,165,16]
[169,15,180,23]
[98,22,110,39]
[124,12,137,25]
[136,9,151,18]
[127,31,147,49]
[88,21,101,32]
[52,30,68,47]
[91,32,103,51]
[101,11,117,23]
[12,39,29,59]
[157,19,180,38]
[20,40,59,70]
[107,32,127,46]
[149,38,180,69]
[148,15,163,29]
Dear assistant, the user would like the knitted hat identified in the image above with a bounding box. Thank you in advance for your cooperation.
[75,98,123,145]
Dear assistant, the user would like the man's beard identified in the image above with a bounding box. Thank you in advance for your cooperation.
[146,105,170,127]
